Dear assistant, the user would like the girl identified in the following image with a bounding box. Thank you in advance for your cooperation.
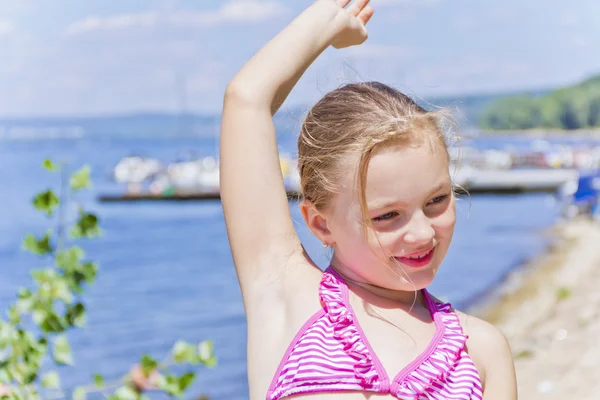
[220,0,517,399]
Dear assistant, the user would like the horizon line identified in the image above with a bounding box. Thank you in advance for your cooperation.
[0,84,559,122]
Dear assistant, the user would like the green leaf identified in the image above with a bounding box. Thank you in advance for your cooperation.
[204,355,217,368]
[63,262,98,294]
[93,374,104,388]
[0,369,10,384]
[32,308,46,325]
[80,262,98,284]
[8,306,20,325]
[31,337,48,355]
[41,313,67,333]
[70,211,100,239]
[65,303,86,328]
[43,159,58,171]
[23,368,38,385]
[22,232,53,256]
[198,341,216,367]
[0,321,17,347]
[16,288,34,313]
[69,166,91,191]
[139,355,158,376]
[113,385,138,400]
[178,372,196,392]
[73,387,87,400]
[51,277,73,304]
[53,335,73,365]
[32,190,59,217]
[172,341,196,363]
[31,268,58,285]
[17,287,33,299]
[56,247,85,271]
[156,374,181,397]
[41,371,60,389]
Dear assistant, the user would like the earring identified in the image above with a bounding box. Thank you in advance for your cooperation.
[322,242,329,248]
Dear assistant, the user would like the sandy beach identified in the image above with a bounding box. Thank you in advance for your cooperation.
[473,217,600,399]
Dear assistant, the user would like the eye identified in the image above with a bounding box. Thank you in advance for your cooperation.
[373,211,398,221]
[428,194,449,205]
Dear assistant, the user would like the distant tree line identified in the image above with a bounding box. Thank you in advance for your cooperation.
[479,74,600,130]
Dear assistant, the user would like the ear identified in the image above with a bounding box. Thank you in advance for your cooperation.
[300,199,334,245]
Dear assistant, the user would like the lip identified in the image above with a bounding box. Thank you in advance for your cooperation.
[395,247,435,269]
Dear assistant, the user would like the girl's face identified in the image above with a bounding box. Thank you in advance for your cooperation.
[322,139,456,293]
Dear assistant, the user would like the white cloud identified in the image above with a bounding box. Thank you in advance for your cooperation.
[559,11,580,27]
[65,0,288,36]
[212,0,287,22]
[0,21,238,116]
[421,60,531,81]
[66,13,157,35]
[408,59,534,95]
[343,43,413,59]
[0,20,14,36]
[451,7,520,31]
[571,35,591,50]
[372,0,442,22]
[3,0,599,117]
[0,1,31,16]
[371,0,440,7]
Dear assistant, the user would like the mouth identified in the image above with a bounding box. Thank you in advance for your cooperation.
[394,247,435,269]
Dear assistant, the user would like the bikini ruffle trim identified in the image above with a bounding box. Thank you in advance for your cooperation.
[319,270,470,398]
[319,272,380,387]
[395,301,469,399]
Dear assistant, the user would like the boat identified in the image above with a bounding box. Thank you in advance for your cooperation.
[113,155,164,184]
[561,169,600,219]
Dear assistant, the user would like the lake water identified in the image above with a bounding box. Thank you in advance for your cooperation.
[0,134,570,399]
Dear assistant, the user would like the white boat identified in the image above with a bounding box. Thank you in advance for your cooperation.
[113,156,164,184]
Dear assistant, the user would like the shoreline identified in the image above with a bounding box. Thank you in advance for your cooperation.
[475,128,600,139]
[471,217,600,399]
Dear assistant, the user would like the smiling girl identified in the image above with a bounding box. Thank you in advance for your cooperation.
[219,1,518,399]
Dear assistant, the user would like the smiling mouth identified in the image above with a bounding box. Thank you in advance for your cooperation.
[394,247,435,268]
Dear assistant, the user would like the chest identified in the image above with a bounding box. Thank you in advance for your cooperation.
[348,298,440,382]
[254,278,480,400]
[285,393,408,400]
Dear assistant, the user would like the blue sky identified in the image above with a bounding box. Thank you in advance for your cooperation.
[0,0,599,117]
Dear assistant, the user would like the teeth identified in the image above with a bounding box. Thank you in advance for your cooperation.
[409,251,429,259]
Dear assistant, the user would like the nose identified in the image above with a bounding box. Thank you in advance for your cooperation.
[403,211,434,245]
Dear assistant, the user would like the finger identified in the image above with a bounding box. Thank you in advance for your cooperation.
[358,5,374,25]
[336,0,352,8]
[347,0,370,16]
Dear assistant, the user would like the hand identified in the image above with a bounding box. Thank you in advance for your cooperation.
[0,384,11,397]
[327,0,374,49]
[128,364,160,392]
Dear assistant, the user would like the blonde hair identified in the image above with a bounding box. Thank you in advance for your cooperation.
[298,81,453,241]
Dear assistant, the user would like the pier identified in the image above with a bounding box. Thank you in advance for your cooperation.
[97,168,580,202]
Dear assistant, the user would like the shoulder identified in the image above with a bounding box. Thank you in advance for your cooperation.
[455,310,518,399]
[426,294,513,376]
[456,310,511,353]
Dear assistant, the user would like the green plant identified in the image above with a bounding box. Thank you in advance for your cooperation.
[0,159,216,400]
[556,286,572,302]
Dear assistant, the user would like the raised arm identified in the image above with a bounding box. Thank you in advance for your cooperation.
[219,0,373,295]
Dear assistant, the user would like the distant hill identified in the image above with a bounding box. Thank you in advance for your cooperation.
[422,89,550,128]
[479,74,600,130]
[0,85,567,140]
[0,112,219,140]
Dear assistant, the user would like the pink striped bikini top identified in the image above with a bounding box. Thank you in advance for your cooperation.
[267,267,483,400]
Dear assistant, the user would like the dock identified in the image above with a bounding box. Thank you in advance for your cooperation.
[97,168,580,202]
[453,168,579,194]
[98,189,302,202]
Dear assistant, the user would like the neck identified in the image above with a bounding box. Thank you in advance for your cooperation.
[328,261,425,309]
